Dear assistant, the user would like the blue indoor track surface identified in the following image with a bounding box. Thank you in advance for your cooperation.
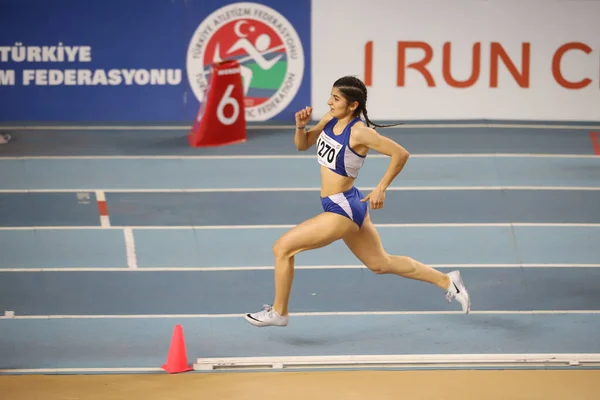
[0,121,599,373]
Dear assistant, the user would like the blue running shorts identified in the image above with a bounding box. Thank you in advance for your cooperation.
[320,186,368,228]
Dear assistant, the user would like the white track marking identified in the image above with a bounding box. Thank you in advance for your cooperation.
[1,264,599,272]
[2,122,600,130]
[1,185,600,193]
[95,191,111,228]
[1,311,599,320]
[123,228,138,268]
[1,153,599,160]
[2,310,600,320]
[1,222,600,231]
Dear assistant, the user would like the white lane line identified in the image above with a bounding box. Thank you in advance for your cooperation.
[1,153,599,160]
[2,122,600,130]
[1,222,600,231]
[2,310,600,320]
[1,185,600,193]
[1,264,599,272]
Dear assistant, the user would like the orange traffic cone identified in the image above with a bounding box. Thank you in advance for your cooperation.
[161,324,193,374]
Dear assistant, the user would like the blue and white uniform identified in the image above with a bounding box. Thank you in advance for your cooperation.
[317,117,369,227]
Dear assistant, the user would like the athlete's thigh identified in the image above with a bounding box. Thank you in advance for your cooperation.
[342,212,388,265]
[275,212,359,257]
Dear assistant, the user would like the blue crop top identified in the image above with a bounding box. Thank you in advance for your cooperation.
[315,117,366,178]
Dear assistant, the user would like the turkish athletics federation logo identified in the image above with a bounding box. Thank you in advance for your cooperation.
[186,2,304,121]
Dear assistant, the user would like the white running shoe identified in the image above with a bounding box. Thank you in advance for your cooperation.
[446,270,471,314]
[244,304,289,327]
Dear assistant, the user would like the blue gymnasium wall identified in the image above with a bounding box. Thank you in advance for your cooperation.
[0,0,311,123]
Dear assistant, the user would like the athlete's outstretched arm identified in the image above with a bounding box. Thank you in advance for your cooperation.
[355,125,410,209]
[294,107,333,151]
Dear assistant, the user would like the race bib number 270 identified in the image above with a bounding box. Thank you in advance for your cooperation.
[316,132,342,169]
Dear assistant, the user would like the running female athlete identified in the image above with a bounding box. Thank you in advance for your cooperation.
[245,76,470,327]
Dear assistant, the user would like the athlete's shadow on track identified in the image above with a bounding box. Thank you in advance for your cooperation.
[263,315,540,349]
[264,325,417,348]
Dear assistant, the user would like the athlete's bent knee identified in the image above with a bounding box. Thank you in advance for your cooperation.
[272,237,295,260]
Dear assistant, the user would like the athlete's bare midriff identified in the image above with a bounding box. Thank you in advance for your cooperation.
[319,166,355,197]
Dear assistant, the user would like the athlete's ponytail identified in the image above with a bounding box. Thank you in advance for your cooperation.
[333,76,402,128]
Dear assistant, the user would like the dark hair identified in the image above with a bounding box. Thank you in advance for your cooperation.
[333,76,402,128]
